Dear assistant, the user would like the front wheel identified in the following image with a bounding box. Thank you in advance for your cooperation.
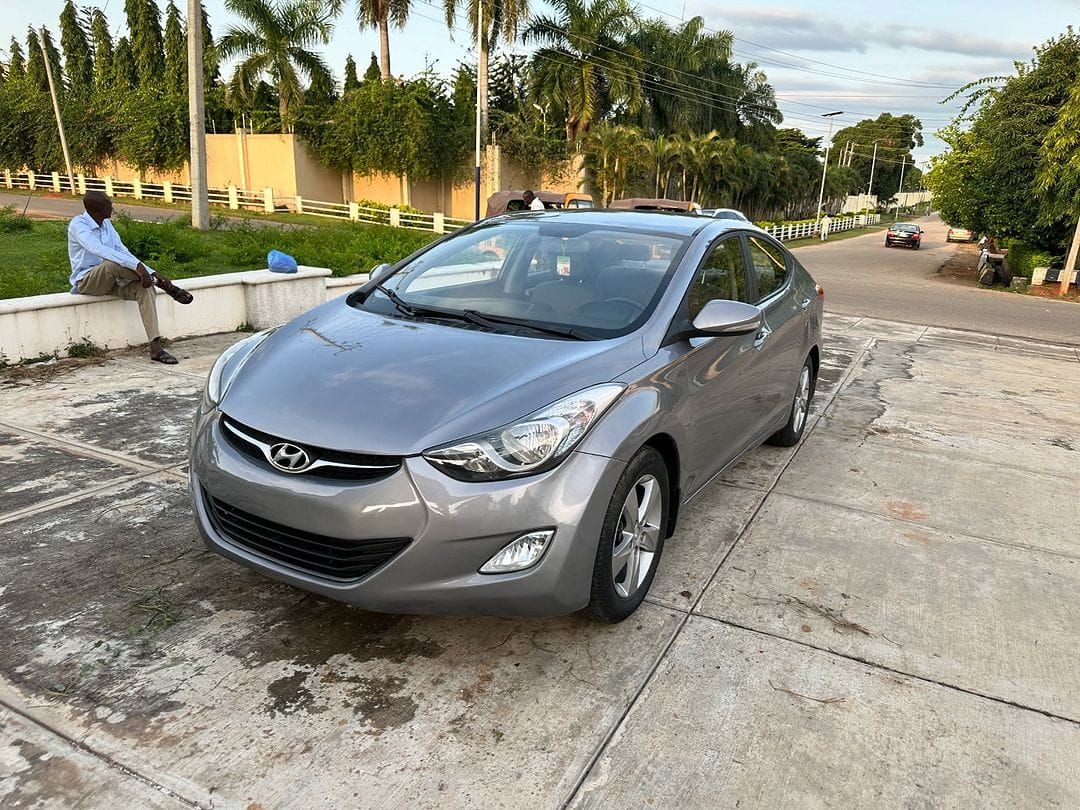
[768,357,816,447]
[586,447,669,623]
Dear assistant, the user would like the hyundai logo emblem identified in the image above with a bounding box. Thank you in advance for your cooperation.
[268,442,311,472]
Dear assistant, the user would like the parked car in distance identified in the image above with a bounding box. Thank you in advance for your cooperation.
[946,226,975,243]
[190,210,823,623]
[609,197,701,213]
[485,190,595,217]
[701,208,750,222]
[885,222,923,249]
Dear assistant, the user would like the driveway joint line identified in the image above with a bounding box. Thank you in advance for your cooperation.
[0,693,203,808]
[0,467,172,527]
[563,338,872,807]
[769,488,1080,563]
[111,357,210,381]
[0,419,178,474]
[691,613,1080,728]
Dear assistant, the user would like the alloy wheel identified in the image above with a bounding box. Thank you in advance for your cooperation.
[793,365,811,435]
[611,474,663,599]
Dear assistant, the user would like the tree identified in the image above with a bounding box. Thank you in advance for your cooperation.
[343,54,360,92]
[443,0,530,136]
[6,39,26,82]
[326,1,410,82]
[830,113,923,201]
[59,0,93,99]
[112,37,139,92]
[219,0,335,132]
[163,1,186,94]
[524,0,643,141]
[90,10,114,90]
[124,0,164,86]
[582,123,640,203]
[363,51,381,82]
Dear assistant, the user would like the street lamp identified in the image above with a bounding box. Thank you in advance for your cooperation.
[814,111,844,234]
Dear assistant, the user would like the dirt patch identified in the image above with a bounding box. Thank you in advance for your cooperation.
[1025,284,1080,303]
[936,244,981,286]
[885,498,929,522]
[0,355,109,387]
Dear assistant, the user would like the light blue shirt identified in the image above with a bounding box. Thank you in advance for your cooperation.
[67,212,154,293]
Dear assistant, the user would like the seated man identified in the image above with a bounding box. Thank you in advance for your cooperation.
[68,191,193,364]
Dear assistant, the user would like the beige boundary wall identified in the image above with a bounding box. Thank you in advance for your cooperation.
[0,267,376,362]
[91,136,579,220]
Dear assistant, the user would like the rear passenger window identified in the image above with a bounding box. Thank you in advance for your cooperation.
[747,237,789,299]
[688,237,748,319]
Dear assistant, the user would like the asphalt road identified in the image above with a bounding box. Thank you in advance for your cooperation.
[792,214,1079,346]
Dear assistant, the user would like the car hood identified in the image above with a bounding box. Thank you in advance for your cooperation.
[220,301,647,456]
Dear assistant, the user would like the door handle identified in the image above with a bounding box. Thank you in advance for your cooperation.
[799,297,812,310]
[753,325,772,350]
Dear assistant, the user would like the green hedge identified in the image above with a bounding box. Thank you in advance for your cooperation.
[1004,239,1060,279]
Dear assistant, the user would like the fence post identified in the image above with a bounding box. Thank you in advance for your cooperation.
[263,187,274,213]
[389,207,400,228]
[228,184,239,210]
[163,181,173,203]
[132,177,142,199]
[3,169,10,189]
[27,170,35,190]
[50,171,60,192]
[104,176,114,197]
[77,173,86,194]
[295,195,304,214]
[348,201,359,222]
[433,212,445,234]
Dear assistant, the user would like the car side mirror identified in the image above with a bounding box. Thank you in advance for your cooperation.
[692,299,762,336]
[369,263,394,283]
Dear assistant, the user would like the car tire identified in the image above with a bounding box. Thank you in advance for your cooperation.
[585,447,669,623]
[767,356,816,448]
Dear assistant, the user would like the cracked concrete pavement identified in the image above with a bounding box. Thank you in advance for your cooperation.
[1,316,1079,807]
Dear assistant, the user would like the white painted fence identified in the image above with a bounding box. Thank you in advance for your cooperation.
[761,213,880,242]
[1,169,472,235]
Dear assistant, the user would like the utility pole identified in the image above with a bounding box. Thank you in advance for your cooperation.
[1060,216,1080,296]
[39,29,75,195]
[473,0,483,221]
[815,111,844,234]
[894,155,907,221]
[187,0,209,230]
[867,141,879,197]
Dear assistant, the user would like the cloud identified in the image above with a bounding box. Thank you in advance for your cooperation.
[683,4,1031,59]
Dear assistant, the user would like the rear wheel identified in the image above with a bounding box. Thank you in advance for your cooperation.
[768,357,816,447]
[586,447,669,623]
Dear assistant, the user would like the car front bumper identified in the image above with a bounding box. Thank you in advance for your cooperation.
[189,404,626,617]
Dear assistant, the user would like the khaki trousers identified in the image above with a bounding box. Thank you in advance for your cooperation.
[77,261,161,342]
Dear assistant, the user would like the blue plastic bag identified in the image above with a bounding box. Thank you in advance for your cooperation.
[267,249,298,274]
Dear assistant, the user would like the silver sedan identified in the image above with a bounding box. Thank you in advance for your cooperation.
[189,210,823,622]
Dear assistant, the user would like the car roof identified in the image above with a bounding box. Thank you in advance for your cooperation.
[482,208,768,240]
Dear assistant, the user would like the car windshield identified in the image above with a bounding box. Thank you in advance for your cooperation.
[893,224,919,233]
[356,220,689,339]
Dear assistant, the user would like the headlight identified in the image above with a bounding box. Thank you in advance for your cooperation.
[206,330,274,405]
[423,383,625,481]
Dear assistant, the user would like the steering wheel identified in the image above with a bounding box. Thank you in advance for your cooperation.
[606,297,646,314]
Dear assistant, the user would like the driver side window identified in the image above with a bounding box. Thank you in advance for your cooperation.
[687,237,749,319]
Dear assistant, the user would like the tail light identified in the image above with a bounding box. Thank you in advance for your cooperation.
[816,284,825,300]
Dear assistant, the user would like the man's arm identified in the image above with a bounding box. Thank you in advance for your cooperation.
[71,219,155,285]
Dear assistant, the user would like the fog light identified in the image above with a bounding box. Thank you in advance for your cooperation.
[479,530,554,574]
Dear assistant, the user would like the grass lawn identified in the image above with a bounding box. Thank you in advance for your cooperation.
[784,221,891,248]
[0,209,436,299]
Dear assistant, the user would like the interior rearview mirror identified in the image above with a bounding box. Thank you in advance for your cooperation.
[692,299,762,337]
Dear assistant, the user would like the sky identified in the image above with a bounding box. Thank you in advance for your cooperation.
[2,0,1077,168]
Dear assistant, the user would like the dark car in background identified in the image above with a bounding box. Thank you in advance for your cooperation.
[885,223,923,249]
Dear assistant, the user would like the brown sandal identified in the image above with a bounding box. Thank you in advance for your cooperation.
[156,277,194,305]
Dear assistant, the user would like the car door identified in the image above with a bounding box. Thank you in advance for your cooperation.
[671,234,772,493]
[745,234,805,425]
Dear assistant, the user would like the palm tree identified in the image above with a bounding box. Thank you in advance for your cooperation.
[583,123,640,204]
[523,0,642,141]
[326,0,410,81]
[443,0,530,135]
[219,0,334,132]
[643,134,677,198]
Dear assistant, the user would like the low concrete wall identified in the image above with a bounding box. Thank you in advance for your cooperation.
[0,267,334,362]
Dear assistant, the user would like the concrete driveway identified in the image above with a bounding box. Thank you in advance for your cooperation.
[1,315,1079,807]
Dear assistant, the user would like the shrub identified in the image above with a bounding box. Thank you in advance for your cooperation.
[0,205,33,233]
[1003,240,1059,279]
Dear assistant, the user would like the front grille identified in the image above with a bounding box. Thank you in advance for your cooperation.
[203,489,410,582]
[220,415,401,482]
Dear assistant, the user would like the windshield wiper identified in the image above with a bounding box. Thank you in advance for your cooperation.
[461,310,593,340]
[375,283,416,317]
